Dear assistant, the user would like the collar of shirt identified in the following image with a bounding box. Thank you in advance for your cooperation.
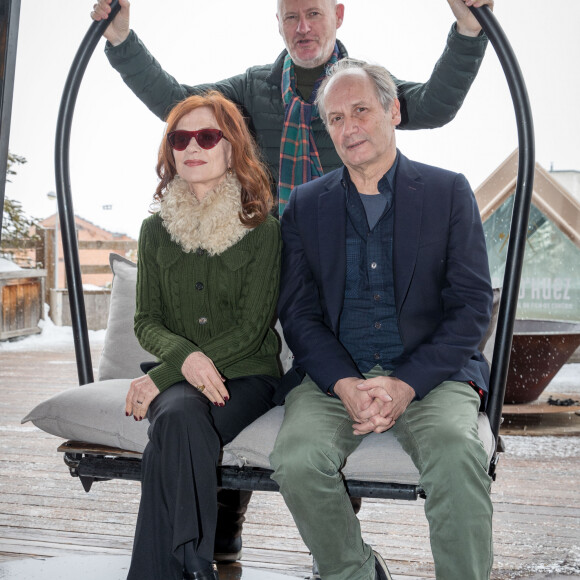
[341,149,400,203]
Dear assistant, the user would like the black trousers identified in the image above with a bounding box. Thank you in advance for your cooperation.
[127,375,278,580]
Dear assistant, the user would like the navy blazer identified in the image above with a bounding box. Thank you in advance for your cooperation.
[278,152,493,400]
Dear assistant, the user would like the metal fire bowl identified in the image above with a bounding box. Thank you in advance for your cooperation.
[505,319,580,404]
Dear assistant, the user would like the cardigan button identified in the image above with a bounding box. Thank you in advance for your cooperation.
[195,282,204,291]
[196,248,205,256]
[198,317,208,325]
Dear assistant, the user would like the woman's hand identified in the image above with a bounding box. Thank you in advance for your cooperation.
[126,374,159,421]
[181,351,230,406]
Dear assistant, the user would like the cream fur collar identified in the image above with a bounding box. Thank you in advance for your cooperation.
[159,174,250,256]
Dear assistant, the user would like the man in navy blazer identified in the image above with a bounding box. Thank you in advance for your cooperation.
[270,59,494,580]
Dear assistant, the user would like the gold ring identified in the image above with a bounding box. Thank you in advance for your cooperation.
[197,385,205,393]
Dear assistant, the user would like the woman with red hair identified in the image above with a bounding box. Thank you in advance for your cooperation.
[125,92,281,580]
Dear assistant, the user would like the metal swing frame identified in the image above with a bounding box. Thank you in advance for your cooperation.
[54,3,534,498]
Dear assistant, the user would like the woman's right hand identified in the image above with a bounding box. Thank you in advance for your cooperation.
[181,351,229,406]
[126,374,159,421]
[91,0,131,46]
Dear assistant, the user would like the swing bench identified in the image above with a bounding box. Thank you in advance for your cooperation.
[23,3,535,505]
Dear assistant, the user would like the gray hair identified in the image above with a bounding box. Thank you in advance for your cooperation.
[315,58,398,126]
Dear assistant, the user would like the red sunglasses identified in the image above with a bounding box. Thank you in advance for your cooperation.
[167,129,226,151]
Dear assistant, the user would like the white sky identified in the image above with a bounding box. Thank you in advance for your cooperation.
[5,0,580,240]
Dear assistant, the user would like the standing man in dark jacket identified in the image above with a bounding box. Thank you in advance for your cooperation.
[91,0,494,566]
[92,0,493,217]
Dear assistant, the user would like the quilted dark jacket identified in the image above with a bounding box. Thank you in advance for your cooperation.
[106,26,487,200]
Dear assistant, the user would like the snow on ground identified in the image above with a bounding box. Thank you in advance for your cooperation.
[503,434,580,459]
[545,363,580,395]
[0,306,105,352]
[508,545,580,578]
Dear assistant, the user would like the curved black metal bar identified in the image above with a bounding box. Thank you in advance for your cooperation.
[468,6,535,459]
[54,0,120,385]
[55,5,534,462]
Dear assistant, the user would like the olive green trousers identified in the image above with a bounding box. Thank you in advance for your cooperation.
[270,368,493,580]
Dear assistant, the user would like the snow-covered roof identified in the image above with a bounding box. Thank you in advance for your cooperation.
[0,257,23,273]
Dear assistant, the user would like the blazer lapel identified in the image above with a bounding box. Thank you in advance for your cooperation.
[317,175,347,332]
[393,154,424,311]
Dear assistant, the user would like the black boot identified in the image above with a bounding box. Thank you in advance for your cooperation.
[213,489,250,562]
[350,495,362,514]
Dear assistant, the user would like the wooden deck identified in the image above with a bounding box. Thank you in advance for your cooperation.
[1,340,579,579]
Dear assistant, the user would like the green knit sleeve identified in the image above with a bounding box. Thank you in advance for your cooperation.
[202,216,281,368]
[133,217,200,390]
[147,362,185,393]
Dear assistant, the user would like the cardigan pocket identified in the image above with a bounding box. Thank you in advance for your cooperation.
[220,247,251,271]
[155,246,183,269]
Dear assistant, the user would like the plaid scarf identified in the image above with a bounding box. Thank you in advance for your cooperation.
[278,44,340,216]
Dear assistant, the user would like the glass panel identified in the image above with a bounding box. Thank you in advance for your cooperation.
[484,195,580,321]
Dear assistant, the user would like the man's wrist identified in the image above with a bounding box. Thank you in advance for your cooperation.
[451,21,486,40]
[331,378,346,399]
[327,383,338,398]
[332,376,363,400]
[105,29,131,49]
[456,23,482,37]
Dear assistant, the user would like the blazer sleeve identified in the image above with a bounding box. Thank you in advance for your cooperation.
[278,189,364,393]
[392,173,493,398]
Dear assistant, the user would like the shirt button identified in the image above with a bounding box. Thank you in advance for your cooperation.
[195,282,204,291]
[370,262,378,269]
[374,353,381,360]
[374,322,382,329]
[198,317,208,325]
[374,294,381,301]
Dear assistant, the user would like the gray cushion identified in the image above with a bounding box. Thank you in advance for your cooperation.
[481,287,501,364]
[22,382,494,483]
[98,254,151,381]
[22,379,149,452]
[274,320,294,374]
[223,407,494,484]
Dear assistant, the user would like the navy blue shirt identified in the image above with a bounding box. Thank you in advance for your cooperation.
[338,153,405,374]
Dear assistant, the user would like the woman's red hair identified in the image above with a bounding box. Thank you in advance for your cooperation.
[155,91,273,227]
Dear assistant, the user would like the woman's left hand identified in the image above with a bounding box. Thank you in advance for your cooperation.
[126,374,159,420]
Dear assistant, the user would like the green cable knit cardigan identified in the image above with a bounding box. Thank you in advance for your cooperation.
[134,213,282,392]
